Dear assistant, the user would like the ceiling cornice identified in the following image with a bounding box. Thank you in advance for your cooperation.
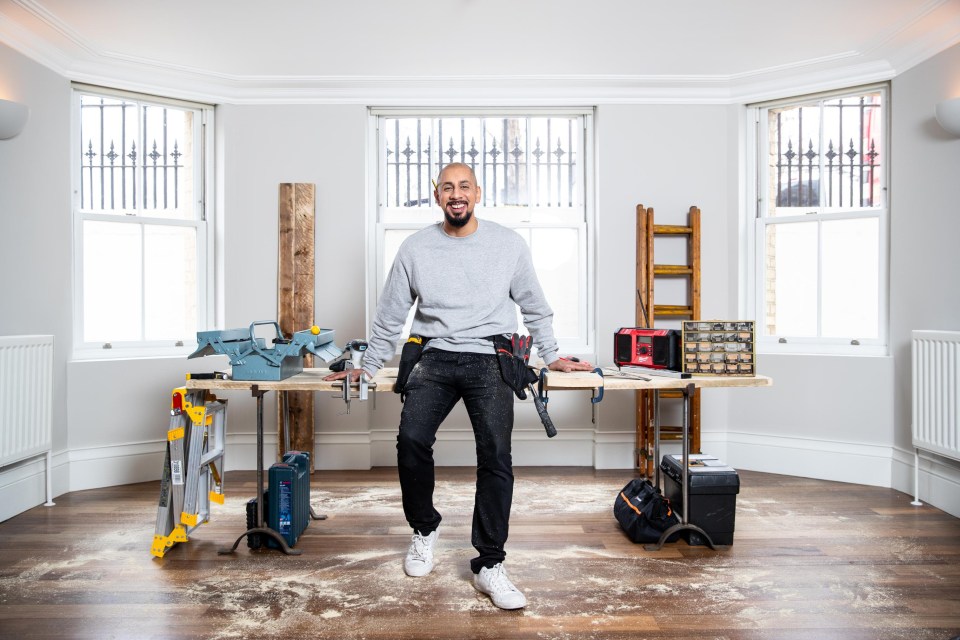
[1,0,957,106]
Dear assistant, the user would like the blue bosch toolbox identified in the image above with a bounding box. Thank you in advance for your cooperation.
[281,450,311,540]
[660,454,740,546]
[268,462,298,547]
[245,452,311,549]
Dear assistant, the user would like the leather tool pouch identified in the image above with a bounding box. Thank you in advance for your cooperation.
[491,334,537,400]
[394,337,428,401]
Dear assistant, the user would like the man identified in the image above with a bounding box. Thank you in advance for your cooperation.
[325,162,593,609]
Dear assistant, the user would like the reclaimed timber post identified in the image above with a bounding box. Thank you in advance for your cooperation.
[277,183,316,468]
[635,204,654,474]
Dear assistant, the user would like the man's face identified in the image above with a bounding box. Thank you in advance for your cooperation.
[434,165,481,229]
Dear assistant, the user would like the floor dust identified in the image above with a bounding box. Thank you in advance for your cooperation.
[0,471,955,640]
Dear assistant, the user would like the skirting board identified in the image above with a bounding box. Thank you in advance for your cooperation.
[706,432,960,518]
[891,447,960,519]
[210,429,609,470]
[366,427,601,468]
[0,452,67,523]
[67,441,166,493]
[717,430,896,488]
[5,430,957,522]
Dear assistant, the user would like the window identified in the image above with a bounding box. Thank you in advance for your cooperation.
[72,86,213,358]
[748,86,888,355]
[372,110,594,354]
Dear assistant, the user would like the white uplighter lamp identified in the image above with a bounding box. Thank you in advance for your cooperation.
[935,96,960,137]
[0,98,29,140]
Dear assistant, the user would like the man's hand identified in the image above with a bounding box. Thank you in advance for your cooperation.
[547,357,595,373]
[323,369,367,382]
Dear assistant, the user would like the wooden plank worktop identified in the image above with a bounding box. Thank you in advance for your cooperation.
[184,367,772,393]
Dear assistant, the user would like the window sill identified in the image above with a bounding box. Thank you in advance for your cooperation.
[756,342,888,357]
[72,345,195,362]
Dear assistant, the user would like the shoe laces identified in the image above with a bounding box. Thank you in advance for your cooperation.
[484,564,519,595]
[409,532,432,561]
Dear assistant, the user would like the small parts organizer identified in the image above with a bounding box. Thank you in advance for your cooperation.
[682,321,755,376]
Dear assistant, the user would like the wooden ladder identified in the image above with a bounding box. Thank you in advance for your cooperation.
[634,204,702,475]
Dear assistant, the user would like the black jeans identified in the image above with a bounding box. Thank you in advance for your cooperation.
[396,349,515,574]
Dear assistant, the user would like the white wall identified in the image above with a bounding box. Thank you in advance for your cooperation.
[593,104,736,467]
[889,42,960,514]
[0,43,72,517]
[3,37,960,521]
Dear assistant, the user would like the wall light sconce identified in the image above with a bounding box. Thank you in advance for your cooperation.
[0,99,30,140]
[935,96,960,137]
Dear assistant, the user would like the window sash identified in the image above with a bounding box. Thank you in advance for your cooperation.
[373,221,589,353]
[763,92,884,217]
[749,85,889,355]
[755,210,886,350]
[372,110,594,355]
[72,87,212,358]
[377,112,586,215]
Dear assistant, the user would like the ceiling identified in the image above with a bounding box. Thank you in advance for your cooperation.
[1,0,959,103]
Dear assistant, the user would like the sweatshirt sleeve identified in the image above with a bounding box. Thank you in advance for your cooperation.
[510,243,560,365]
[361,250,416,377]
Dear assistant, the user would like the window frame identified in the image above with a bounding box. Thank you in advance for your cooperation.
[367,108,597,358]
[71,84,215,360]
[744,84,890,357]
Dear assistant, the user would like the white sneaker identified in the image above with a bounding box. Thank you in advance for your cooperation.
[403,529,439,577]
[473,563,527,610]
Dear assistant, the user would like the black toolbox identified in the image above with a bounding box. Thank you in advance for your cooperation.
[660,454,740,546]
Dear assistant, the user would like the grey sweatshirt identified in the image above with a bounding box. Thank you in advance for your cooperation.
[361,220,559,377]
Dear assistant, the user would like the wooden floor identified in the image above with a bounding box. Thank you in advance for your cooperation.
[1,467,959,640]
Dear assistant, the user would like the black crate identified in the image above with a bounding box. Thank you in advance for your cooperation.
[660,454,740,546]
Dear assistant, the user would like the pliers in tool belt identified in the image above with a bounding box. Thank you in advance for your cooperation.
[510,333,532,363]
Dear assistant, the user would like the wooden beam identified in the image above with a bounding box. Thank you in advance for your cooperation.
[277,183,316,468]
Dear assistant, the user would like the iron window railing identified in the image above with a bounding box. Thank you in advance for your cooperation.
[79,95,192,215]
[381,116,582,213]
[770,93,882,211]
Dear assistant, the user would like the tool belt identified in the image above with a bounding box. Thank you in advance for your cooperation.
[393,333,556,437]
[393,333,537,401]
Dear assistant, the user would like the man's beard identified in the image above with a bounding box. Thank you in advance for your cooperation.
[444,209,472,228]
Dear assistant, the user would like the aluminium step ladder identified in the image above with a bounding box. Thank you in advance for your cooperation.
[151,388,227,558]
[635,204,702,476]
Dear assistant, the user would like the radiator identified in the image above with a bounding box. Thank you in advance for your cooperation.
[911,330,960,505]
[0,335,55,506]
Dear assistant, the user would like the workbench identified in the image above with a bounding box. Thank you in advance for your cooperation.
[186,367,772,552]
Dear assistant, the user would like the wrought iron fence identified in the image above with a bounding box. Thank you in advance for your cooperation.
[383,116,581,209]
[79,95,190,212]
[771,94,882,209]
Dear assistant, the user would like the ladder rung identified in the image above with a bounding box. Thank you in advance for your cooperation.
[657,432,684,441]
[658,390,685,399]
[653,224,693,235]
[654,304,694,316]
[654,264,693,276]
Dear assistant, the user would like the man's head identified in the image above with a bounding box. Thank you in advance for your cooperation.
[434,162,481,232]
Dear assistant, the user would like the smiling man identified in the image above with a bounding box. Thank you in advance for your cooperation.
[326,162,592,609]
[435,163,478,232]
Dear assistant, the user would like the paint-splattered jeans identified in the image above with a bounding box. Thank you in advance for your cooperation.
[396,349,515,574]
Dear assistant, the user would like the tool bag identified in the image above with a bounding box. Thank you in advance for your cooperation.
[492,333,538,400]
[614,478,680,544]
[394,336,430,401]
